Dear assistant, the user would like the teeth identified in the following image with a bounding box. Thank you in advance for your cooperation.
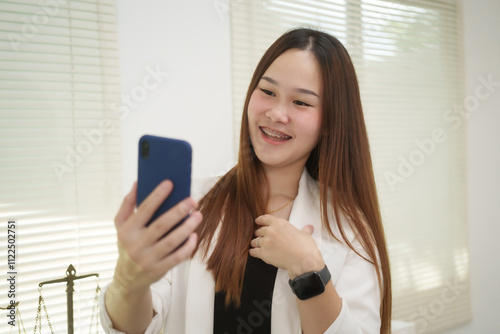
[261,127,291,139]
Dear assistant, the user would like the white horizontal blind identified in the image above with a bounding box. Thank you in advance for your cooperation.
[0,0,121,332]
[230,0,471,333]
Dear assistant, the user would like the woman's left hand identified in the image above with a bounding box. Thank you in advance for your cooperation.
[249,214,325,279]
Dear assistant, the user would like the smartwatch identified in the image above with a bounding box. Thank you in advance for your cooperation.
[288,265,331,300]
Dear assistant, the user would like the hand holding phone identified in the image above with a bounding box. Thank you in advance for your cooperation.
[108,179,202,333]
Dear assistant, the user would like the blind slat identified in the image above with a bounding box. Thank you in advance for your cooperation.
[0,0,121,333]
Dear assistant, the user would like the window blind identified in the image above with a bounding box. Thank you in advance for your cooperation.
[230,1,471,333]
[0,0,121,332]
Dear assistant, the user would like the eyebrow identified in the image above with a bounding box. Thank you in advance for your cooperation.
[261,76,320,98]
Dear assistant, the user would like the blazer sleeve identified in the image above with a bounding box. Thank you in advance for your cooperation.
[99,274,172,334]
[324,242,382,334]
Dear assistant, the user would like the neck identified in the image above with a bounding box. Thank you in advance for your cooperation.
[262,163,304,200]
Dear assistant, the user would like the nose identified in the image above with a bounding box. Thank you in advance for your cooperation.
[266,105,289,124]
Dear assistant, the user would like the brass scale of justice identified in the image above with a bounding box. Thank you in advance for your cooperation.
[1,264,101,334]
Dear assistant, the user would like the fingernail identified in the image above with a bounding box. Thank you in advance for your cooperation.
[161,180,172,191]
[190,197,199,207]
[191,211,202,222]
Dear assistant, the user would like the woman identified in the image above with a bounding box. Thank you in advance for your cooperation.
[101,28,391,334]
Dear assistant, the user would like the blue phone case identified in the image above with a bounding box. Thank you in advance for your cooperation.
[137,135,192,229]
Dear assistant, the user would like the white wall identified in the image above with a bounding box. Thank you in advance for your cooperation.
[115,1,500,333]
[442,0,500,333]
[115,0,234,191]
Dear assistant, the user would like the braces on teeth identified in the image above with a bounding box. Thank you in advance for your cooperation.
[262,127,290,139]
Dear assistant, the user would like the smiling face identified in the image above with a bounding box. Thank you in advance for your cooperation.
[247,49,323,171]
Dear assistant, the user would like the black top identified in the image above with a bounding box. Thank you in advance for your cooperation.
[213,255,278,334]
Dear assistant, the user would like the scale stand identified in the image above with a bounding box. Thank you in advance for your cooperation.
[38,264,99,334]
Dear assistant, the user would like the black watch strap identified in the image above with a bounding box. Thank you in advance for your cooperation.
[289,265,331,300]
[317,265,331,284]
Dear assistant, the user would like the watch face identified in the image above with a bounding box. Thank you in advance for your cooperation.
[290,272,325,300]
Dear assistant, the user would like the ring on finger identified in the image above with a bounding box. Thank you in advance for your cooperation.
[256,236,262,248]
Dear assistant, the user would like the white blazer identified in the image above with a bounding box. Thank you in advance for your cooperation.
[100,169,381,333]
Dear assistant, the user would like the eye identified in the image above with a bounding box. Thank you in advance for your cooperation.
[294,100,312,107]
[260,89,275,97]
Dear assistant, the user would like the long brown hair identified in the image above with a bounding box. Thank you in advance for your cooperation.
[195,28,391,333]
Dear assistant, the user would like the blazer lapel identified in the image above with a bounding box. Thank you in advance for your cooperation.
[270,169,350,333]
[185,253,215,333]
[271,169,322,333]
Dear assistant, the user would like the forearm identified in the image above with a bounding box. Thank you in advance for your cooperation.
[296,282,342,334]
[104,279,154,334]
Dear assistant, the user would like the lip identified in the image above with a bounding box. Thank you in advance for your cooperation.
[259,126,292,144]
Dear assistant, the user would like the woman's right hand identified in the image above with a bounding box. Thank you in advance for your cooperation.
[112,179,203,294]
[105,180,202,333]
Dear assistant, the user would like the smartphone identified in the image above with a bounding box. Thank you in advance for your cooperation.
[137,135,192,232]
